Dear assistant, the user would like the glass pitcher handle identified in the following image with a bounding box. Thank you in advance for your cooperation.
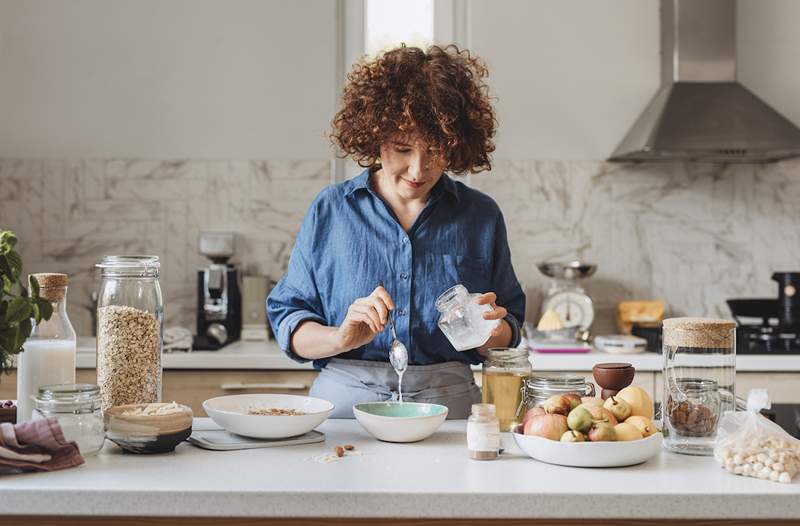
[584,383,596,397]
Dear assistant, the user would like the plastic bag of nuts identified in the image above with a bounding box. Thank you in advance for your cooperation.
[714,389,800,484]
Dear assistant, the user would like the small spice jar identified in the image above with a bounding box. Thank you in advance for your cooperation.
[467,403,500,460]
[482,348,532,431]
[33,384,105,456]
[520,374,596,413]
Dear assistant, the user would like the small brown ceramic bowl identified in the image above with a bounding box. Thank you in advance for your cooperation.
[105,403,193,454]
[592,363,635,398]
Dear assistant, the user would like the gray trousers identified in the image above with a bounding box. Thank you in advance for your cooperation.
[309,358,481,419]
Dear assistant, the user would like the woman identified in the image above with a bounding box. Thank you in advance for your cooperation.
[267,44,525,418]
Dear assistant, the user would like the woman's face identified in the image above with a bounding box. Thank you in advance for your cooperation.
[378,135,447,201]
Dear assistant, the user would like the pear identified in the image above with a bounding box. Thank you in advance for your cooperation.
[588,421,617,442]
[580,397,604,407]
[616,386,654,419]
[603,396,633,421]
[624,416,657,438]
[562,393,582,411]
[614,422,644,441]
[560,430,585,442]
[542,394,571,416]
[567,405,593,433]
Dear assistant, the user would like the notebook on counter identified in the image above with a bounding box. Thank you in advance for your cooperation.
[188,421,325,451]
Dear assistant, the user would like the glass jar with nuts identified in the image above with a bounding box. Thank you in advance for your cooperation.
[95,256,164,411]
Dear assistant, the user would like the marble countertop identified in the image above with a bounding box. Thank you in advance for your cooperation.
[1,418,799,520]
[74,337,800,372]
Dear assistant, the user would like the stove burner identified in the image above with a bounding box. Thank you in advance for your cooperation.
[737,325,800,354]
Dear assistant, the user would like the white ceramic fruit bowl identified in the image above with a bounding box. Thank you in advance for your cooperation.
[203,394,334,439]
[513,432,663,467]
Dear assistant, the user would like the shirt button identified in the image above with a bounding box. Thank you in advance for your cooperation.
[400,272,409,280]
[401,237,408,244]
[397,308,405,316]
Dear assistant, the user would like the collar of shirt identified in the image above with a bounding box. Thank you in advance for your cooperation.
[343,168,461,203]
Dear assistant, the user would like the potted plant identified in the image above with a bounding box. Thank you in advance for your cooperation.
[0,230,53,374]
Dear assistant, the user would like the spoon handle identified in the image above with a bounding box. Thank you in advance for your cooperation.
[377,280,397,338]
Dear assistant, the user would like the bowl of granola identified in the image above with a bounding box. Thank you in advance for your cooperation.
[105,402,193,454]
[203,394,334,439]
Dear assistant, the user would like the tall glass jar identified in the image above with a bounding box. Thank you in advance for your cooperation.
[482,348,532,431]
[95,256,163,411]
[436,284,499,351]
[520,374,596,411]
[17,273,77,422]
[662,317,736,455]
[33,383,105,456]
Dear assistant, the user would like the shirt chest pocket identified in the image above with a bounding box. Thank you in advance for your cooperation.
[438,254,493,294]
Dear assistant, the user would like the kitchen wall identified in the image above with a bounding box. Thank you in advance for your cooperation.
[2,1,799,337]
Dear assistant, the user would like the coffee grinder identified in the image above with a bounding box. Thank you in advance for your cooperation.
[194,232,242,350]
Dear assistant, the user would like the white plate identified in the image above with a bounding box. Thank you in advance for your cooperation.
[203,394,334,439]
[513,432,663,467]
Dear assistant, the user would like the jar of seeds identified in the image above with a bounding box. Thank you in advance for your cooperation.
[95,256,164,411]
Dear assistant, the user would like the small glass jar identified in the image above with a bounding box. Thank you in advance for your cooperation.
[436,284,499,351]
[33,384,105,456]
[664,378,722,455]
[520,374,596,412]
[467,403,500,460]
[96,255,164,411]
[482,348,532,431]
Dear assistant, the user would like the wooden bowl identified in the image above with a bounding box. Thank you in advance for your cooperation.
[592,363,635,399]
[105,403,193,454]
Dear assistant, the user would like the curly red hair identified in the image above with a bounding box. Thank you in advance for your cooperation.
[330,44,496,174]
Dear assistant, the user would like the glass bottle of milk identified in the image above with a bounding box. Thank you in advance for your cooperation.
[16,273,77,422]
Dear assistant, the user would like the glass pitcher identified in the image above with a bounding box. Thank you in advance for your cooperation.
[662,317,736,455]
[436,284,498,351]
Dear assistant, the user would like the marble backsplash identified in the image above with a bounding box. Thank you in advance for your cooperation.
[1,157,799,336]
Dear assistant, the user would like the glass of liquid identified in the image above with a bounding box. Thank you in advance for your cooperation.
[481,348,532,431]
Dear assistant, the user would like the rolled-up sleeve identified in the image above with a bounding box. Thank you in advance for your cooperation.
[492,210,526,348]
[267,202,326,363]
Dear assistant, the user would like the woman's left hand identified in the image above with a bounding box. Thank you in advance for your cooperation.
[474,291,508,337]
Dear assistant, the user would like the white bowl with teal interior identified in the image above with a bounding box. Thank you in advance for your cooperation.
[353,402,448,443]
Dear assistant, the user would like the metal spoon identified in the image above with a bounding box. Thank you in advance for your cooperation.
[377,281,408,400]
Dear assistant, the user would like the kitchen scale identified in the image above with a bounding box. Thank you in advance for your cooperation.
[537,260,597,340]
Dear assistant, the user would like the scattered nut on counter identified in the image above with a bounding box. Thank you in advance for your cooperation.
[716,437,800,484]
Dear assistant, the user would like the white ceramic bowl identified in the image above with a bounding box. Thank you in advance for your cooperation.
[203,394,334,439]
[353,402,448,443]
[513,432,663,467]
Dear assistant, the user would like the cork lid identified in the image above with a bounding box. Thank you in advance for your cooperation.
[29,273,68,301]
[662,317,736,349]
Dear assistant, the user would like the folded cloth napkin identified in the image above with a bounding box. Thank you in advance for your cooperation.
[0,417,84,473]
[163,326,194,353]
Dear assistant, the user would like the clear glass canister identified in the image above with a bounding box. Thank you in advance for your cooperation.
[662,317,736,456]
[436,284,499,351]
[96,256,164,411]
[33,383,105,456]
[520,374,596,412]
[482,348,532,431]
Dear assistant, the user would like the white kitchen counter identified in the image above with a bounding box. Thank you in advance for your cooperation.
[1,418,799,520]
[74,337,800,372]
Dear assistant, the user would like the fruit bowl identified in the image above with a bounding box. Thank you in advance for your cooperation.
[513,431,663,467]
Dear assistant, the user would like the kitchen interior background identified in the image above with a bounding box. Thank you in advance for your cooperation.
[1,0,799,337]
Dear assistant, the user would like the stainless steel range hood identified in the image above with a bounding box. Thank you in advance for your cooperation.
[609,0,800,163]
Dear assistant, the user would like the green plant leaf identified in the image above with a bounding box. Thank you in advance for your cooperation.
[0,255,11,278]
[15,318,32,350]
[1,275,11,295]
[35,297,53,321]
[30,302,39,321]
[6,250,22,281]
[6,297,31,323]
[29,274,40,297]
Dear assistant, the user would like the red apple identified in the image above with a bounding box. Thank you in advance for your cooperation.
[524,413,569,441]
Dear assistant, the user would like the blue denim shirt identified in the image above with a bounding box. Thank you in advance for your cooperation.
[267,168,525,370]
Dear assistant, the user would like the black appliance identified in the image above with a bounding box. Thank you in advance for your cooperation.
[193,232,242,351]
[727,272,800,355]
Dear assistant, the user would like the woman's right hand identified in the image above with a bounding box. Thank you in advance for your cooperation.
[334,286,395,353]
